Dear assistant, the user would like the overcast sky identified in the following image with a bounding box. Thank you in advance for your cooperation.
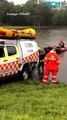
[7,0,67,5]
[7,0,28,5]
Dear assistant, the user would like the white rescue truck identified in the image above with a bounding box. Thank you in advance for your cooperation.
[0,39,39,80]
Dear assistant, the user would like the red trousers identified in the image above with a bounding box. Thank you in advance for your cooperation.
[43,68,57,84]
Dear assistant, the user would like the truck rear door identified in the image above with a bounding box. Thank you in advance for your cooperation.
[19,40,39,63]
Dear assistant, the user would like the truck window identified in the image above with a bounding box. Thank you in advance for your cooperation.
[0,47,5,57]
[6,46,16,56]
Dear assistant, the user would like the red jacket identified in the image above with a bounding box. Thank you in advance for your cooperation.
[44,50,60,71]
[59,41,64,48]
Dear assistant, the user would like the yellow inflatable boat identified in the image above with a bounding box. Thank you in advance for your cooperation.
[0,27,36,39]
[0,27,17,38]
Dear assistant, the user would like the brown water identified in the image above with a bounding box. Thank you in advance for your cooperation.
[36,27,67,83]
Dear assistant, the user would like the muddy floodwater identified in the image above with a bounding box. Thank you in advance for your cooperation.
[35,27,67,84]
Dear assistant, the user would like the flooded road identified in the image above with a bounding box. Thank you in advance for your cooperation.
[36,27,67,83]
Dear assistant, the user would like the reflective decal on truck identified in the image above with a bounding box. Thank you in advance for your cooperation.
[0,60,20,77]
[22,51,39,63]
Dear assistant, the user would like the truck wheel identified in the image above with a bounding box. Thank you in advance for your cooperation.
[22,70,28,80]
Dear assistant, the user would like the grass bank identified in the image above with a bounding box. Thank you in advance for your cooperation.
[0,80,67,120]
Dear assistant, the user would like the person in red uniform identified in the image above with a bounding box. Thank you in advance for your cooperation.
[43,48,60,84]
[59,40,65,48]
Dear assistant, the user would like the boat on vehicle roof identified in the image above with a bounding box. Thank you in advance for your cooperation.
[0,27,36,39]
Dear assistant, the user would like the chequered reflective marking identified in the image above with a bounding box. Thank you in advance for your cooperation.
[0,60,20,77]
[22,51,39,63]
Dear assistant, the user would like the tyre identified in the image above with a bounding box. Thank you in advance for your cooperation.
[22,70,29,80]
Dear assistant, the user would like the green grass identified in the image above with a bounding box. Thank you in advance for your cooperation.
[0,79,67,120]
